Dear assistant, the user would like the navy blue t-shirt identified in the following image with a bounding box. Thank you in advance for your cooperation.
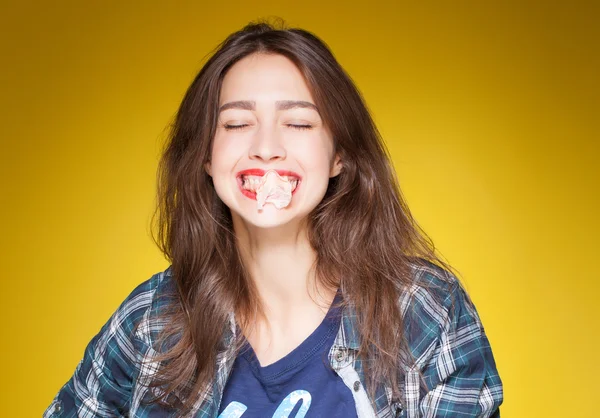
[218,293,358,418]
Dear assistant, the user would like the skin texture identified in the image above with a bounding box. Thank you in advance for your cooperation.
[205,53,342,366]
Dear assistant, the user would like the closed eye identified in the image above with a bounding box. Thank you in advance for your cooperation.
[223,124,313,131]
[287,124,313,130]
[223,124,249,131]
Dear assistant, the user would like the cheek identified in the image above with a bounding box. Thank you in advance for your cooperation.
[294,135,335,168]
[210,137,240,173]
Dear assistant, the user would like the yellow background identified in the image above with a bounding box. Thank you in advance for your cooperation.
[1,1,598,417]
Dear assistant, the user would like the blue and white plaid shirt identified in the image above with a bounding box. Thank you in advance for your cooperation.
[44,262,503,417]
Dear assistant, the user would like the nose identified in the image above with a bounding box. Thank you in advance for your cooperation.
[248,123,286,162]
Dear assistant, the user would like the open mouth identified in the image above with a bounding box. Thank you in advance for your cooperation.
[236,170,301,200]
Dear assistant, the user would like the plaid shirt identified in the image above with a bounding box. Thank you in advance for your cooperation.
[44,262,503,417]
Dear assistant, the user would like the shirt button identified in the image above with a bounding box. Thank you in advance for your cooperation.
[335,350,345,362]
[393,402,403,417]
[353,380,361,392]
[55,401,62,413]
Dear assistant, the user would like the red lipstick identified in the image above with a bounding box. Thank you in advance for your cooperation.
[236,168,302,201]
[236,168,302,179]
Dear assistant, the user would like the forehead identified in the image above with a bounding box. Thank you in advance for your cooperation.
[219,53,315,104]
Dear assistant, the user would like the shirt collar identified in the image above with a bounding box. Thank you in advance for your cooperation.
[335,303,361,351]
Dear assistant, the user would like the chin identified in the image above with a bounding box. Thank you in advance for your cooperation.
[238,207,298,229]
[227,201,311,231]
[216,186,322,231]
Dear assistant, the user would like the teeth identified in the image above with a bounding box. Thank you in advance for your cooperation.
[241,175,299,192]
[243,175,291,181]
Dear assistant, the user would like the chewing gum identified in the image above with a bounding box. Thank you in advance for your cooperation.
[256,170,293,210]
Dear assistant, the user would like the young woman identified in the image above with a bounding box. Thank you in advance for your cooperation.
[44,21,503,418]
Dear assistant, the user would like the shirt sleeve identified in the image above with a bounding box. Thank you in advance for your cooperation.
[415,280,503,418]
[43,281,153,418]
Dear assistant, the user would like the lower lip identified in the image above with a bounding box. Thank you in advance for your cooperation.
[237,177,301,200]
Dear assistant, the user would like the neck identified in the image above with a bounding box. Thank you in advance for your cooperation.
[233,215,335,316]
[232,216,338,365]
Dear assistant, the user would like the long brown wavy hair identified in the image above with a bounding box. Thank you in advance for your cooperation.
[150,18,453,414]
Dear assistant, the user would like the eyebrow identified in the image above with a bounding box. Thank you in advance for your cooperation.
[218,100,319,113]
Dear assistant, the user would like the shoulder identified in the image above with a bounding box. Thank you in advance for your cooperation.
[402,258,466,318]
[110,266,176,346]
[41,268,177,418]
[399,260,503,413]
[400,259,483,367]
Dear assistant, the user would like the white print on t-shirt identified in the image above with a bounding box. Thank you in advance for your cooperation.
[218,390,312,418]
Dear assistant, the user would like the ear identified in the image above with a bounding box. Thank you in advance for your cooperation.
[330,154,342,178]
[204,161,212,177]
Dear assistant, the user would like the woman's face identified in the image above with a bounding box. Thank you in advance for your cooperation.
[206,53,341,230]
